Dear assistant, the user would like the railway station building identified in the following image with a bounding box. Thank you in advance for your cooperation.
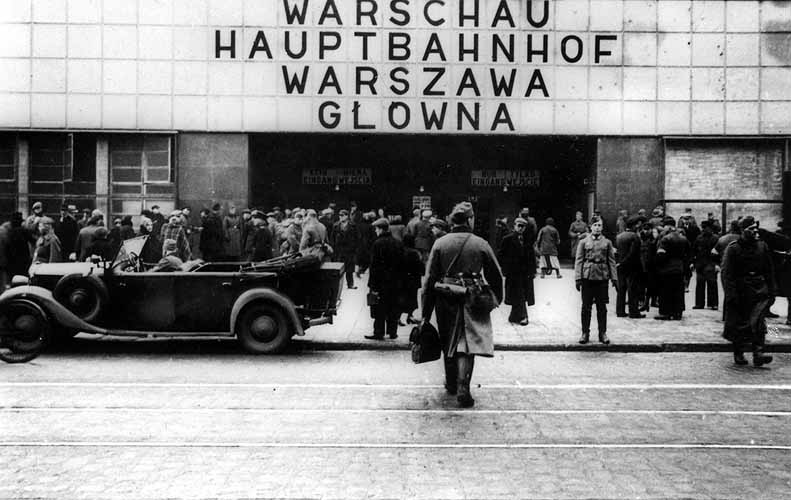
[1,0,790,249]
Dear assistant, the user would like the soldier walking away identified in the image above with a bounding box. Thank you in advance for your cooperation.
[574,217,618,344]
[568,210,588,260]
[407,209,435,263]
[498,217,536,325]
[365,218,404,340]
[692,220,721,310]
[536,217,562,278]
[332,209,359,289]
[615,216,646,318]
[654,217,691,321]
[722,216,776,367]
[421,202,503,408]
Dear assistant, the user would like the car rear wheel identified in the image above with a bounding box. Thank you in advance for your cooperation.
[0,300,49,363]
[236,302,292,354]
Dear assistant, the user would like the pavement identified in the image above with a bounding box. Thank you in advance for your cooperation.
[299,266,791,352]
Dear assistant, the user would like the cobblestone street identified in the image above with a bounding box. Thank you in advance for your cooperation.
[2,351,790,499]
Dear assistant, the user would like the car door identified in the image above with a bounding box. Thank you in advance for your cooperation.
[105,272,177,331]
[172,272,240,332]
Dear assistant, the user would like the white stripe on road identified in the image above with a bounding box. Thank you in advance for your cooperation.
[3,407,790,416]
[1,442,790,450]
[2,382,791,390]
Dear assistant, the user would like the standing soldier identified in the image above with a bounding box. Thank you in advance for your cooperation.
[332,209,359,289]
[575,217,618,344]
[568,211,588,260]
[722,217,776,366]
[654,217,691,321]
[498,217,536,325]
[692,220,720,310]
[421,202,503,408]
[615,216,646,318]
[32,217,62,267]
[365,218,404,340]
[223,205,243,261]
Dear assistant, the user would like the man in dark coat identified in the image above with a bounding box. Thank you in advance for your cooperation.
[332,209,359,289]
[692,220,720,310]
[55,204,79,259]
[355,212,374,276]
[615,215,645,318]
[6,212,34,278]
[246,211,273,262]
[497,217,536,325]
[421,202,503,408]
[365,218,404,340]
[722,216,776,366]
[199,205,225,261]
[654,217,691,321]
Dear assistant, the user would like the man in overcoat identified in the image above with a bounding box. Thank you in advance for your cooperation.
[722,217,776,366]
[365,218,404,340]
[498,217,536,325]
[654,217,691,320]
[692,220,720,310]
[615,215,645,318]
[420,202,503,408]
[332,209,359,289]
[574,217,618,344]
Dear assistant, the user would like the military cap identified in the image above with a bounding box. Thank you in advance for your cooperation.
[514,217,528,226]
[339,209,349,216]
[627,215,647,227]
[251,210,265,219]
[431,219,449,231]
[169,209,183,218]
[739,216,757,230]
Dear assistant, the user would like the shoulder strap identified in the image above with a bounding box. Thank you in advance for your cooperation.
[444,233,472,277]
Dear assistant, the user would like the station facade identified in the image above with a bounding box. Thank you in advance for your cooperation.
[0,0,789,248]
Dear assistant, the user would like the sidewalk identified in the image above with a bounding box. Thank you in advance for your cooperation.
[299,268,791,352]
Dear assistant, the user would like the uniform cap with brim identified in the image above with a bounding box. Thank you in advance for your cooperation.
[251,210,265,219]
[514,217,528,225]
[339,209,349,216]
[169,209,183,218]
[627,215,647,227]
[38,216,55,225]
[32,201,43,210]
[372,217,390,228]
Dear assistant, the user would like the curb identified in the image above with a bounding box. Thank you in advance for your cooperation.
[295,341,791,353]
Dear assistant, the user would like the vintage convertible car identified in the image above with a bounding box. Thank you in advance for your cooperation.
[0,236,344,362]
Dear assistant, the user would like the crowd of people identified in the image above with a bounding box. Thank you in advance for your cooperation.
[0,198,789,402]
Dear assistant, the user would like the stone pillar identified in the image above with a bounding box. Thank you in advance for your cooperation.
[16,137,29,214]
[95,137,109,215]
[177,133,249,211]
[596,138,664,235]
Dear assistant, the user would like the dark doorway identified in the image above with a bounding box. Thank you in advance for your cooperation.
[250,134,595,256]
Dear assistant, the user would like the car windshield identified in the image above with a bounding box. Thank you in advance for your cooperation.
[114,235,148,266]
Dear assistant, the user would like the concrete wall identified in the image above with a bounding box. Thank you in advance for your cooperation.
[596,137,664,233]
[177,133,248,211]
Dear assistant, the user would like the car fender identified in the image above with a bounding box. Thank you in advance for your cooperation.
[230,288,305,337]
[0,285,107,335]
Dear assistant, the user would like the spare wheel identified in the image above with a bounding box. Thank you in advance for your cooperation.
[53,274,108,323]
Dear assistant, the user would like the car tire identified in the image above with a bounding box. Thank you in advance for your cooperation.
[0,300,49,363]
[236,302,292,354]
[53,274,108,323]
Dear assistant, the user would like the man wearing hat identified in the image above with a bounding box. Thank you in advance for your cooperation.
[615,215,646,318]
[24,201,45,236]
[574,217,618,344]
[199,204,225,261]
[498,217,536,325]
[55,204,80,258]
[72,210,104,262]
[152,239,184,272]
[266,211,281,258]
[430,218,449,240]
[692,220,720,310]
[421,202,503,408]
[160,210,192,261]
[245,210,273,261]
[365,218,404,340]
[722,216,776,367]
[654,216,691,321]
[407,209,435,263]
[332,209,359,289]
[299,209,329,259]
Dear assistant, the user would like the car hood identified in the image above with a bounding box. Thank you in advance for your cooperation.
[30,262,99,277]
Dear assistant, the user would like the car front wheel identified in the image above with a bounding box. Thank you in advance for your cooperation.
[236,302,292,354]
[0,300,49,363]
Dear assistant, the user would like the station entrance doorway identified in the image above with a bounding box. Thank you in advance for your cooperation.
[250,134,596,257]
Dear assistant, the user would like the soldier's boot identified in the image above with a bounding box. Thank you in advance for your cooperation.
[598,332,610,345]
[456,355,475,408]
[753,347,773,367]
[443,356,458,395]
[579,331,590,344]
[733,350,748,366]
